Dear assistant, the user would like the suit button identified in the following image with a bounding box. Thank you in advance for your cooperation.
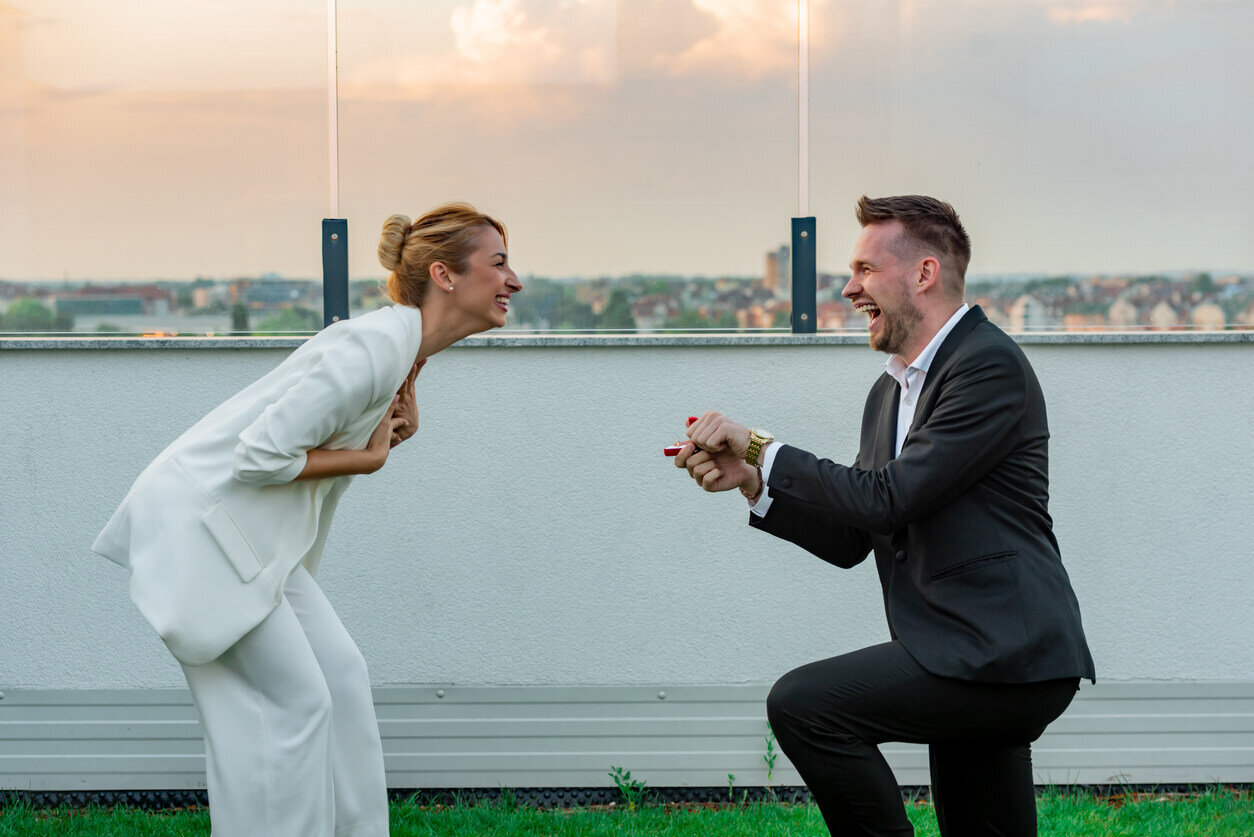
[894,550,908,562]
[781,477,792,488]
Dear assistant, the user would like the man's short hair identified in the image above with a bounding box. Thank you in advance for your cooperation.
[856,195,971,298]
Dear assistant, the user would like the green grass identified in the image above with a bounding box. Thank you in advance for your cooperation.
[1,789,1250,836]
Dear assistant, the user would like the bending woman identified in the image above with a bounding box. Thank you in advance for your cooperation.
[92,202,521,837]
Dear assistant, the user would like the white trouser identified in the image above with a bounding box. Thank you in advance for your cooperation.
[180,566,389,837]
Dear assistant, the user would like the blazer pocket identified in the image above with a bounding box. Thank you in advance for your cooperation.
[201,504,264,583]
[930,550,1016,581]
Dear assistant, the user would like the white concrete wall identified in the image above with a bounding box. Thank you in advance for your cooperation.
[2,339,1251,690]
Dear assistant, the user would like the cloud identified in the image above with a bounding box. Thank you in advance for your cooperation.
[661,0,806,79]
[451,0,547,62]
[343,0,615,95]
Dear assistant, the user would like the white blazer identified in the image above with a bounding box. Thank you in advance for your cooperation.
[92,304,423,665]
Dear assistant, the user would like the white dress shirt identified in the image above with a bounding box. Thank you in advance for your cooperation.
[750,304,969,518]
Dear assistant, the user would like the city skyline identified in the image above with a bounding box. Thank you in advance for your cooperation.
[2,0,1252,281]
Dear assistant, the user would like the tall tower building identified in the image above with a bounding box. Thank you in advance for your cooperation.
[764,244,790,294]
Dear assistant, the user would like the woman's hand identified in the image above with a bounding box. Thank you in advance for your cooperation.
[391,360,425,447]
[366,396,408,470]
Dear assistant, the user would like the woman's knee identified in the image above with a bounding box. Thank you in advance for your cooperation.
[321,642,375,713]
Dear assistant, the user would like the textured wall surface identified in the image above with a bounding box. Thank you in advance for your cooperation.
[1,339,1251,690]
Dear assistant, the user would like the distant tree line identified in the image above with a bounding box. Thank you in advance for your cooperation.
[0,298,73,333]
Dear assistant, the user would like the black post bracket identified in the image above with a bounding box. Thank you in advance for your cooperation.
[790,217,817,334]
[322,219,350,328]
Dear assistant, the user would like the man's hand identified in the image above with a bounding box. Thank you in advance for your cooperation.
[686,411,751,459]
[675,412,758,494]
[391,359,425,447]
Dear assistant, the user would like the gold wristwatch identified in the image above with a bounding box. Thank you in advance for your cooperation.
[745,428,775,467]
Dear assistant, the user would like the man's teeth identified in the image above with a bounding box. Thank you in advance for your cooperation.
[855,303,880,318]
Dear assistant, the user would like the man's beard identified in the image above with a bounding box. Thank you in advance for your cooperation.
[870,293,923,356]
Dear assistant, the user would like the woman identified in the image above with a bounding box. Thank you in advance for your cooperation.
[92,202,522,837]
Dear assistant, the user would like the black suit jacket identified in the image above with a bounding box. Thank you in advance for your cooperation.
[752,306,1095,684]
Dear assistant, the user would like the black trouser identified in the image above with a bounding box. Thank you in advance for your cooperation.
[766,641,1079,837]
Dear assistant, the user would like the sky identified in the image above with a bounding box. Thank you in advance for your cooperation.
[1,0,1252,281]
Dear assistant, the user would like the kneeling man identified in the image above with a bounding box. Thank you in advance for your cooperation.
[676,195,1095,837]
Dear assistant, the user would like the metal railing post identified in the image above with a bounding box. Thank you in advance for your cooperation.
[322,219,349,327]
[791,217,816,333]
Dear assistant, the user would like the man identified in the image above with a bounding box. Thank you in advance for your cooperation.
[676,195,1095,836]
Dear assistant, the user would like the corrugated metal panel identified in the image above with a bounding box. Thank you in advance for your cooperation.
[1,681,1251,791]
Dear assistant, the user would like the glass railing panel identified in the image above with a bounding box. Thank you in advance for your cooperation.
[336,0,798,333]
[0,0,328,337]
[809,0,1253,333]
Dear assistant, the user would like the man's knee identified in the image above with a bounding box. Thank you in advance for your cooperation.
[767,665,824,735]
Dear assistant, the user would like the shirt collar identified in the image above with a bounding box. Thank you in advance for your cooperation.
[885,303,969,381]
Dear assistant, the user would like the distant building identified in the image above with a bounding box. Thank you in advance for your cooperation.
[50,284,172,317]
[737,305,770,330]
[1008,294,1050,332]
[1149,301,1179,330]
[1062,313,1108,332]
[1189,303,1225,330]
[192,286,227,309]
[817,301,848,330]
[51,295,145,316]
[764,245,790,295]
[631,294,680,330]
[1107,297,1139,328]
[240,279,318,310]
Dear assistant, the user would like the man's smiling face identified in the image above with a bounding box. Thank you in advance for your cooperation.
[843,220,923,357]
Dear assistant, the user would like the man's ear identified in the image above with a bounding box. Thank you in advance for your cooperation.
[916,257,941,294]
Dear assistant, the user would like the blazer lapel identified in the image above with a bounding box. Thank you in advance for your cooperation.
[907,305,987,437]
[871,375,900,466]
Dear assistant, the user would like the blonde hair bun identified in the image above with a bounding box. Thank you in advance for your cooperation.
[377,214,412,272]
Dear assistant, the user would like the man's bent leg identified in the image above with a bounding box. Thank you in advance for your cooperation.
[766,643,923,836]
[765,642,1078,837]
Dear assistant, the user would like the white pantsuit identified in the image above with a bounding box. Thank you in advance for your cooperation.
[182,567,387,837]
[93,304,424,836]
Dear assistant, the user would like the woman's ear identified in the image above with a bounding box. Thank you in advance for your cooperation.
[429,262,454,293]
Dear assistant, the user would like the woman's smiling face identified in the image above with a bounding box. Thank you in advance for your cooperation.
[449,226,522,330]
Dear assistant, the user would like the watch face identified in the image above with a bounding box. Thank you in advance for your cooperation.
[752,428,774,441]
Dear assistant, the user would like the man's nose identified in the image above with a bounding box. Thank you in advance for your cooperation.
[841,276,859,299]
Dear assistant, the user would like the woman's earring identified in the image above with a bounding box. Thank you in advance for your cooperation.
[447,282,455,293]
